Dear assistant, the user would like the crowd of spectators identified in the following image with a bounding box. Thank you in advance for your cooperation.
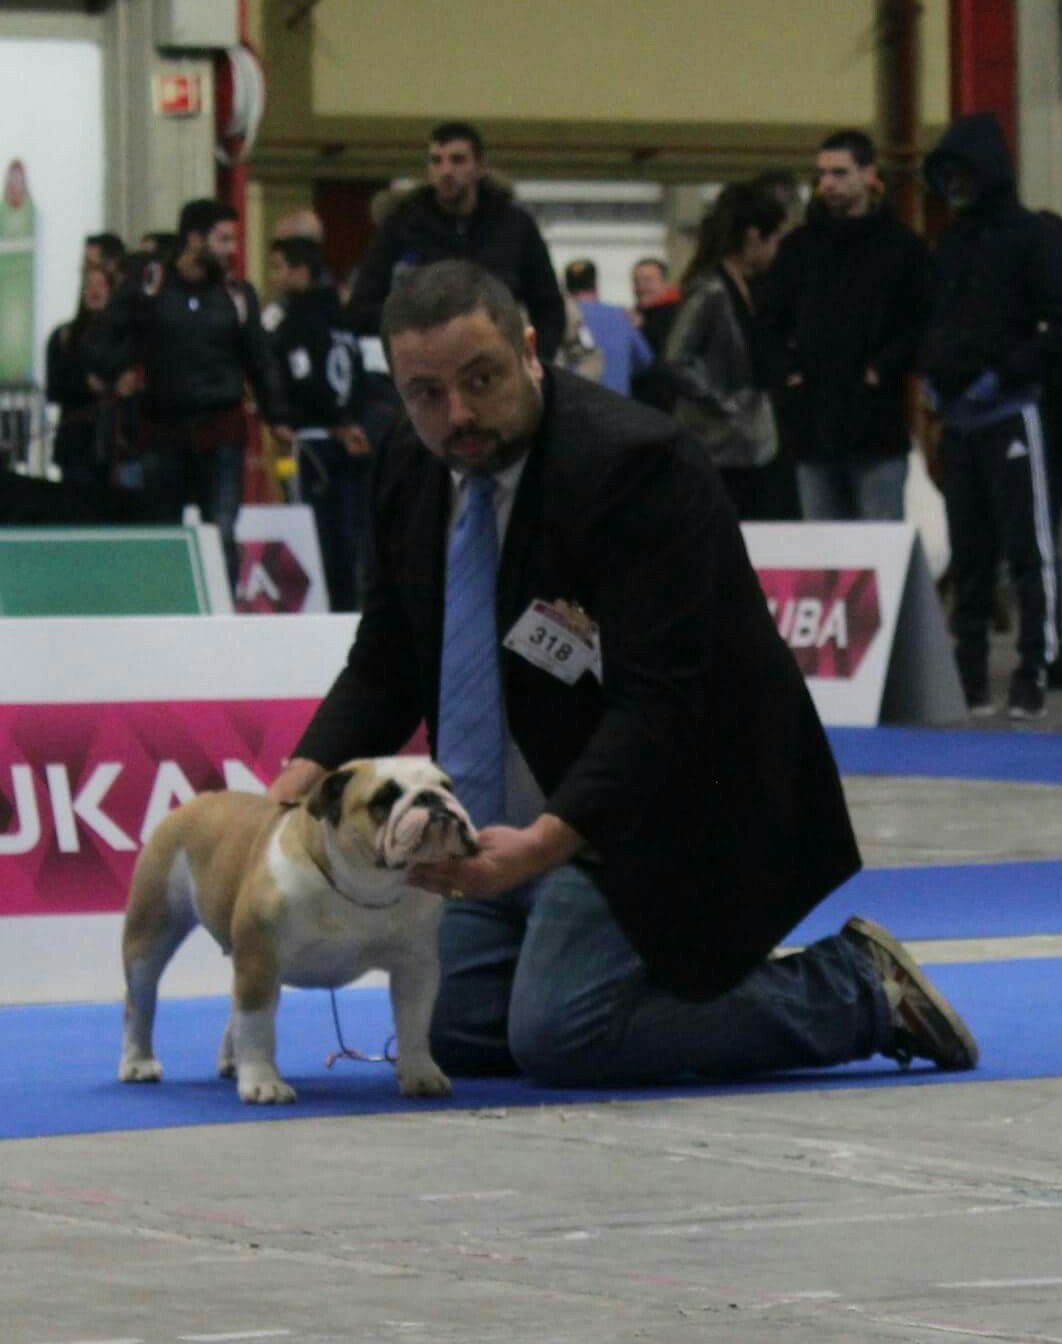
[17,113,1062,714]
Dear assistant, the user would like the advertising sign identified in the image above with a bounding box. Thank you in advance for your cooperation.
[0,159,36,381]
[743,523,964,726]
[0,614,358,1002]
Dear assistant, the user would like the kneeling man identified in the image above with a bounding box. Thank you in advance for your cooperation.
[271,259,977,1085]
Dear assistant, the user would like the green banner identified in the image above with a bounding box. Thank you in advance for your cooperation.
[0,160,36,381]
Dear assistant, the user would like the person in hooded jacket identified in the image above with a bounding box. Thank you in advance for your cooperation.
[758,130,928,521]
[920,113,1062,720]
[347,121,566,362]
[267,236,371,612]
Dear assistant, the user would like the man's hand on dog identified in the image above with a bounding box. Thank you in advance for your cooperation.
[412,814,583,899]
[270,757,327,804]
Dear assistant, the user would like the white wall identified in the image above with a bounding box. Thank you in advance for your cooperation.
[0,38,105,383]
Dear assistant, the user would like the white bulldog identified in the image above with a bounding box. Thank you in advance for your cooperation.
[119,757,476,1103]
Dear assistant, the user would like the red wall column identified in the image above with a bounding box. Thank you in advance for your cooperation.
[949,0,1016,152]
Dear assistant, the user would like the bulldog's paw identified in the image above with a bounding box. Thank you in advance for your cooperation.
[397,1059,452,1098]
[237,1066,297,1104]
[119,1055,163,1083]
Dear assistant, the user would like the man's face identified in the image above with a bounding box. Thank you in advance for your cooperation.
[268,251,310,297]
[632,262,667,308]
[815,149,874,217]
[428,138,484,213]
[389,308,544,474]
[937,160,977,212]
[741,224,784,276]
[205,219,239,273]
[81,266,111,312]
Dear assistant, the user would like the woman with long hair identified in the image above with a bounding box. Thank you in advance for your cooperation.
[45,263,115,488]
[665,182,787,519]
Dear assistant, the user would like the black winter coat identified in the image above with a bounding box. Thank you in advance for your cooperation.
[269,284,365,431]
[920,113,1062,402]
[88,263,288,425]
[759,204,928,463]
[348,179,566,361]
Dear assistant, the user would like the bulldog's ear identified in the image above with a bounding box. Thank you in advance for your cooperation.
[305,769,355,826]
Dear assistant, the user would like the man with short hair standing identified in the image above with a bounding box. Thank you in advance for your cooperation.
[760,130,928,520]
[348,121,566,361]
[270,259,977,1091]
[563,257,652,396]
[88,197,291,588]
[267,235,370,612]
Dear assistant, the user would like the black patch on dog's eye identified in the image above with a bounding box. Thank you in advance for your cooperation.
[368,779,403,823]
[306,769,354,827]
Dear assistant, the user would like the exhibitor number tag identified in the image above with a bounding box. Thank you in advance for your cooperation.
[504,600,600,685]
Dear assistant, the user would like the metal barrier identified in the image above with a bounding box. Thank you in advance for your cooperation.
[0,381,49,476]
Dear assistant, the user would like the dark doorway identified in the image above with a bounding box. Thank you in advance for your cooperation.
[313,178,390,291]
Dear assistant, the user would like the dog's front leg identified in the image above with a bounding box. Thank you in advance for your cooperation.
[389,948,451,1098]
[231,924,296,1104]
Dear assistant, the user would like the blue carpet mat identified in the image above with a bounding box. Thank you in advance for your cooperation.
[829,725,1062,783]
[0,960,1055,1141]
[792,860,1062,943]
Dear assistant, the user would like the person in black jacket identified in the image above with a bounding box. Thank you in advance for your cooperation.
[347,121,566,361]
[45,263,115,490]
[267,236,371,611]
[88,198,292,587]
[759,130,928,520]
[921,113,1062,719]
[269,260,977,1088]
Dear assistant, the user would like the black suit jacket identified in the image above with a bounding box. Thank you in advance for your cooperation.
[296,369,861,999]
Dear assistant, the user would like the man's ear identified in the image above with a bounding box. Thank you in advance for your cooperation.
[523,324,543,380]
[305,769,354,826]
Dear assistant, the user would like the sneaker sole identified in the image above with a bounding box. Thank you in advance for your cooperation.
[968,702,996,719]
[1007,706,1047,720]
[844,915,979,1069]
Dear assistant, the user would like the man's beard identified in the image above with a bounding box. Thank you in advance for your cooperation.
[201,252,226,283]
[437,377,543,476]
[440,428,535,476]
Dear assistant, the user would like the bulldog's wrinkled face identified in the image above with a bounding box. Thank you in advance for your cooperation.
[306,757,478,869]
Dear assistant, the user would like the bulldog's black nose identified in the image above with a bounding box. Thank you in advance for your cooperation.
[413,790,443,809]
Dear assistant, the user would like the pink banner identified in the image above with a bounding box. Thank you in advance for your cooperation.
[0,699,320,917]
[757,567,882,678]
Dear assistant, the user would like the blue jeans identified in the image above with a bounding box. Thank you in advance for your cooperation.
[297,437,369,612]
[142,442,244,590]
[430,864,890,1085]
[797,456,908,521]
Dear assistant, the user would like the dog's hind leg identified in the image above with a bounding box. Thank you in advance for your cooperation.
[119,850,197,1083]
[217,1010,236,1078]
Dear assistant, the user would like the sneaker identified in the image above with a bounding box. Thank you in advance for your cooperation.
[966,693,996,719]
[1007,668,1047,720]
[842,916,978,1070]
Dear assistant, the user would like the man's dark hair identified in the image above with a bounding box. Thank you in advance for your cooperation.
[381,260,525,363]
[564,258,597,294]
[140,230,178,260]
[85,231,126,264]
[429,120,485,158]
[633,256,669,279]
[819,129,877,166]
[177,197,238,246]
[270,236,324,280]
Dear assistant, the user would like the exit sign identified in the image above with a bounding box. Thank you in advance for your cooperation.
[153,72,202,118]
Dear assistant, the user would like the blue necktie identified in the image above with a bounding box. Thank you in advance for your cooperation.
[437,474,506,829]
